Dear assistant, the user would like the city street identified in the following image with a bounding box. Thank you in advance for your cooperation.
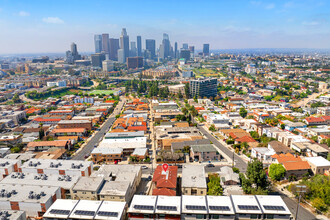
[72,99,125,160]
[197,125,248,173]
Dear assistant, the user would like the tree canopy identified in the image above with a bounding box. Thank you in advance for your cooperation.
[269,163,286,181]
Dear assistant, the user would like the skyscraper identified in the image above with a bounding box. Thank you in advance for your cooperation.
[91,53,106,68]
[66,42,81,64]
[180,49,191,61]
[101,33,110,55]
[109,38,120,61]
[203,44,210,56]
[94,35,102,53]
[120,28,129,62]
[160,33,171,60]
[118,49,125,63]
[130,42,137,57]
[145,39,156,59]
[137,36,142,56]
[174,42,178,59]
[182,43,188,50]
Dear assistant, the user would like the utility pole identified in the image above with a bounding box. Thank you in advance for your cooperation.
[232,151,234,168]
[295,185,307,220]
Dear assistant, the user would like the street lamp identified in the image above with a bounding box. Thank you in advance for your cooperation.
[295,185,307,220]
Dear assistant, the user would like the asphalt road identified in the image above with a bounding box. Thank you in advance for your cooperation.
[197,125,248,173]
[281,195,317,220]
[72,100,125,160]
[142,165,221,175]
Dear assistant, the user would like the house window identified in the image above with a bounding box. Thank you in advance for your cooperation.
[211,214,219,219]
[250,214,258,219]
[265,214,274,219]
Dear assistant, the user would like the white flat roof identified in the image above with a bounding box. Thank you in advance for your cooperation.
[231,195,262,214]
[95,201,126,220]
[155,196,181,215]
[43,199,79,219]
[207,196,235,215]
[182,165,207,188]
[99,137,147,149]
[70,200,103,219]
[256,195,291,215]
[20,159,92,172]
[128,195,157,214]
[181,195,207,214]
[305,156,330,167]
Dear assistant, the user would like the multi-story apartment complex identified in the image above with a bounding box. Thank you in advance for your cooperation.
[189,78,217,98]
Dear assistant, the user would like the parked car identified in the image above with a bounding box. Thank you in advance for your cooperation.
[141,166,148,169]
[206,164,215,168]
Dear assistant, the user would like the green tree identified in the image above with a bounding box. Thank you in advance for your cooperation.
[280,124,285,130]
[184,83,190,98]
[246,159,269,190]
[39,127,45,140]
[207,174,223,196]
[268,163,286,181]
[12,93,21,103]
[239,107,248,118]
[209,124,216,132]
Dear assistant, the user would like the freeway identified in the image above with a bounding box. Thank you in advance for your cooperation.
[72,99,125,160]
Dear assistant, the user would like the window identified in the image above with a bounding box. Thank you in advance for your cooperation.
[196,214,206,219]
[211,214,219,219]
[250,214,258,219]
[159,214,165,218]
[265,214,274,219]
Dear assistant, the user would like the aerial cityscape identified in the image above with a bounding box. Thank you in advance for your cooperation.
[0,0,329,220]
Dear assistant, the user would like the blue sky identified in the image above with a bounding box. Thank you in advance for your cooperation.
[0,0,329,54]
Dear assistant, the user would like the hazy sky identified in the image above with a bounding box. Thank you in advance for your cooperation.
[0,0,330,54]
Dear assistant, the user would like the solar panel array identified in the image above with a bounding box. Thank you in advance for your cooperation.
[238,205,260,210]
[98,211,119,217]
[49,209,70,215]
[186,205,207,210]
[263,205,285,211]
[209,206,230,211]
[74,210,95,216]
[134,205,154,210]
[157,205,177,211]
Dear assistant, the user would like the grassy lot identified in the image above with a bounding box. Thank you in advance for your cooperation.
[88,90,115,95]
[193,68,220,77]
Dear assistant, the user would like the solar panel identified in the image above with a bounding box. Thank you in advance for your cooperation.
[157,205,177,211]
[134,205,154,210]
[74,210,95,216]
[238,205,260,210]
[186,205,206,210]
[209,206,230,211]
[263,205,285,211]
[98,211,118,217]
[49,209,70,215]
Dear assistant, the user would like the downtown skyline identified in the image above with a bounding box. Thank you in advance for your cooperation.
[0,0,330,54]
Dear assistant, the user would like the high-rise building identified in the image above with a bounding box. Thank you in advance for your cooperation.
[203,44,210,56]
[180,49,191,61]
[189,46,195,58]
[120,28,129,62]
[118,49,125,63]
[94,35,102,53]
[65,42,81,64]
[182,43,188,50]
[102,60,114,72]
[130,42,137,57]
[174,42,178,59]
[91,53,106,68]
[160,33,171,60]
[189,78,217,98]
[145,39,156,59]
[109,38,120,61]
[137,36,142,56]
[127,57,143,69]
[102,33,110,55]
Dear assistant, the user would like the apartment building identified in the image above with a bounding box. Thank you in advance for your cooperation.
[0,184,61,217]
[0,172,79,199]
[0,210,26,220]
[71,176,104,200]
[43,199,126,220]
[0,158,21,179]
[19,159,92,177]
[181,165,207,196]
[57,119,92,131]
[91,148,123,164]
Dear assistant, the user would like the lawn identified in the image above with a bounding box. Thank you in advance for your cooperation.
[88,90,115,95]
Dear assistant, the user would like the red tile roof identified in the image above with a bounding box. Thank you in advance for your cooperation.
[236,136,257,143]
[152,188,176,196]
[282,161,311,171]
[152,165,177,189]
